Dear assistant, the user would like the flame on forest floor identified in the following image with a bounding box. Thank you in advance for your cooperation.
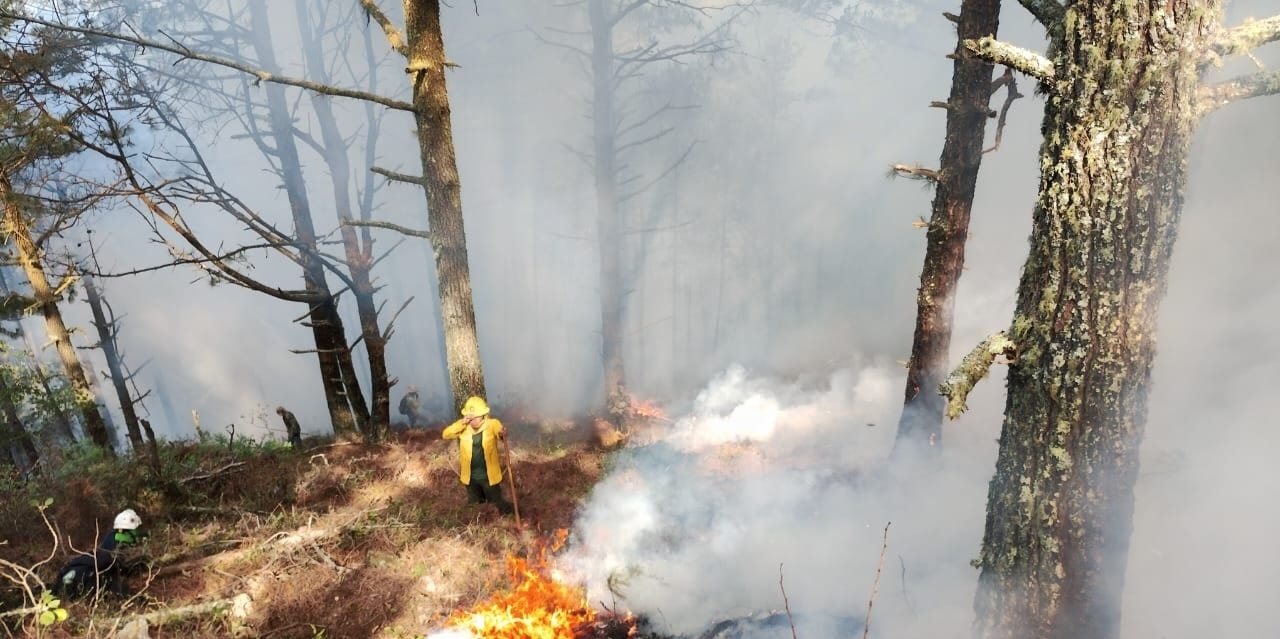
[441,530,635,639]
[628,396,666,421]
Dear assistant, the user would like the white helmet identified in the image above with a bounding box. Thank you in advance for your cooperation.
[113,509,142,531]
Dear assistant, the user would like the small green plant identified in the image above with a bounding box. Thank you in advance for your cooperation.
[35,590,68,627]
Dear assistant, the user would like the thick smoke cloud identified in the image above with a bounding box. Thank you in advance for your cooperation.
[559,361,995,637]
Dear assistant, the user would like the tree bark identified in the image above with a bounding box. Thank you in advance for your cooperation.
[402,0,486,413]
[974,2,1219,636]
[893,0,1002,454]
[82,273,144,451]
[0,176,112,452]
[0,267,75,443]
[246,0,365,440]
[296,0,391,441]
[0,373,38,470]
[589,0,629,420]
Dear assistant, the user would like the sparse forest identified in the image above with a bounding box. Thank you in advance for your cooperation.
[0,0,1276,638]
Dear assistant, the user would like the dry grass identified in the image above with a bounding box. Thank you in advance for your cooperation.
[0,420,613,638]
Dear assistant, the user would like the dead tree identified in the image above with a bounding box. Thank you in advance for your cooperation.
[243,0,369,439]
[80,271,146,451]
[542,0,741,421]
[295,0,394,439]
[891,0,1012,455]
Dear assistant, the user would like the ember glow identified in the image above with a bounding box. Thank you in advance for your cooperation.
[442,530,633,639]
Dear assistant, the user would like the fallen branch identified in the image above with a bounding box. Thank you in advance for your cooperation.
[939,331,1016,419]
[99,593,252,630]
[178,461,247,484]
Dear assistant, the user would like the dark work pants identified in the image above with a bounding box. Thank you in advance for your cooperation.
[466,475,514,515]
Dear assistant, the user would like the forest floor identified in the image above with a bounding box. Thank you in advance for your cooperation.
[0,416,633,639]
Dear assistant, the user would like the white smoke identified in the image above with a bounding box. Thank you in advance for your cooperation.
[558,361,996,638]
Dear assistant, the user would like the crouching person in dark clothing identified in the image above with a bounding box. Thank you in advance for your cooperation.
[51,508,147,599]
[441,396,514,515]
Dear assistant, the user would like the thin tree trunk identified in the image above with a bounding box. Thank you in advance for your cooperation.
[588,0,628,420]
[296,0,391,440]
[893,0,1001,455]
[82,274,143,451]
[79,358,119,450]
[974,2,1217,636]
[403,0,486,413]
[246,0,364,440]
[0,176,112,452]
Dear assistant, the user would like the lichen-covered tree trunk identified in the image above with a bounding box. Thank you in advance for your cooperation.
[0,177,113,452]
[297,0,391,441]
[403,0,486,413]
[247,0,365,440]
[589,0,629,421]
[974,2,1217,636]
[82,274,143,451]
[893,0,1000,454]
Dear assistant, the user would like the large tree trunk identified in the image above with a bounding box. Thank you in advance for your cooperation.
[82,274,144,451]
[0,176,112,452]
[246,0,366,440]
[296,0,391,441]
[893,0,1001,454]
[588,0,629,420]
[973,3,1217,636]
[402,0,486,413]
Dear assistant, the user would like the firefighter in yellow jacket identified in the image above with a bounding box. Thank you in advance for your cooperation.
[442,396,515,515]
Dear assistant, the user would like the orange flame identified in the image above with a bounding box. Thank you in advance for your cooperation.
[628,396,665,420]
[444,530,617,639]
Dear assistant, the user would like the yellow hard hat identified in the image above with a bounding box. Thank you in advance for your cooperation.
[460,396,490,418]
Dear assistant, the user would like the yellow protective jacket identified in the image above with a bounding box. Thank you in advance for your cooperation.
[441,417,504,486]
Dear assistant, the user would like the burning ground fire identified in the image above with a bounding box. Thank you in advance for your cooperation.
[437,530,638,639]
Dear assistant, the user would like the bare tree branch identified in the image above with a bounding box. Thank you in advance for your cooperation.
[370,165,426,186]
[528,26,592,61]
[1198,69,1280,116]
[380,295,413,341]
[611,0,650,27]
[891,164,941,183]
[617,140,698,203]
[940,332,1016,420]
[342,218,432,240]
[616,126,673,154]
[358,0,408,57]
[0,11,415,111]
[1207,14,1280,63]
[964,36,1055,83]
[985,68,1024,153]
[1016,0,1063,28]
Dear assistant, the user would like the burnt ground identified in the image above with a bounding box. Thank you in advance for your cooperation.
[0,417,622,638]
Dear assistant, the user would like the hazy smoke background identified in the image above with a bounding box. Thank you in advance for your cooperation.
[16,0,1278,636]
